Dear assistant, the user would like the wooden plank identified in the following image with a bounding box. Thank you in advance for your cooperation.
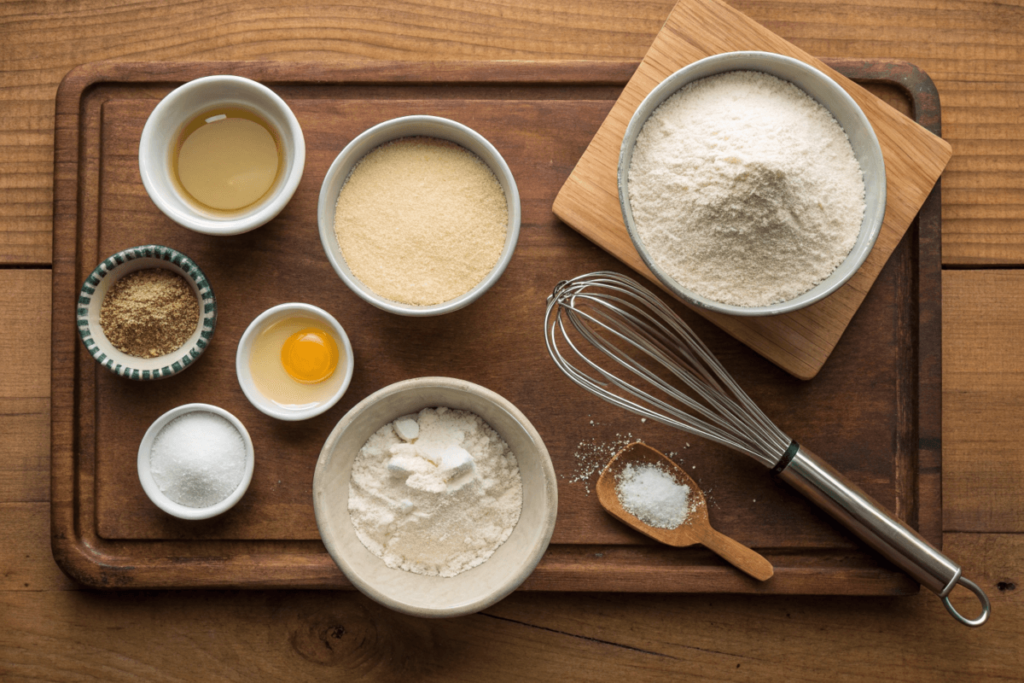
[0,270,67,591]
[0,270,50,399]
[944,270,1024,533]
[553,0,951,380]
[0,271,50,504]
[0,533,1018,680]
[0,398,50,504]
[0,503,77,592]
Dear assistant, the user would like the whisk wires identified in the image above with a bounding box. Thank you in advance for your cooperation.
[545,272,791,468]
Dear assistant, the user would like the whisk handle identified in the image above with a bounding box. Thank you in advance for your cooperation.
[777,445,990,627]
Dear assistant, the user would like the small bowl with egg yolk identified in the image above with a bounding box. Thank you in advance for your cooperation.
[235,302,354,421]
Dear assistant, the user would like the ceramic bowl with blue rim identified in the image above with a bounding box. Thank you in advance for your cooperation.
[77,245,217,380]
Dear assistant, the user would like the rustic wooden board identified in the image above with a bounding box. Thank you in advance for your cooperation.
[52,60,940,592]
[553,0,952,381]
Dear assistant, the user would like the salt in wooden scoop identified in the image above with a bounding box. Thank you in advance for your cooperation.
[596,442,774,581]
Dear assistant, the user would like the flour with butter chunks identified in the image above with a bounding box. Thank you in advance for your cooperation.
[347,407,523,577]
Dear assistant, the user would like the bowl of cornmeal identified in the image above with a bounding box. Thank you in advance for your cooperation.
[317,115,521,316]
[618,51,886,316]
[312,377,557,618]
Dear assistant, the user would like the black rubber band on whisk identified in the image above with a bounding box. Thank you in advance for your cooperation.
[771,441,800,475]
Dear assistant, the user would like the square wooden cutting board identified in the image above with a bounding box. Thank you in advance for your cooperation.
[552,0,952,379]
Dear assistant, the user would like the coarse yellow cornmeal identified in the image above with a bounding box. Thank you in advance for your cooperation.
[333,137,508,306]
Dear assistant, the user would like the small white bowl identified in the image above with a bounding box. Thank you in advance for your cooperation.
[137,403,254,520]
[317,115,521,317]
[618,51,886,317]
[77,245,217,380]
[313,377,558,618]
[139,75,305,235]
[235,303,355,421]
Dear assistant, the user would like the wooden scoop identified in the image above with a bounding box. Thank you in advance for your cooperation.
[596,442,774,582]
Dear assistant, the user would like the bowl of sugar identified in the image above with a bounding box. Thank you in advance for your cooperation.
[138,403,255,520]
[618,51,886,316]
[317,115,521,316]
[312,377,558,617]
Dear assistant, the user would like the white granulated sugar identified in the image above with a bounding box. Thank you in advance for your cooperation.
[150,412,246,508]
[615,462,691,530]
[628,71,866,307]
[348,407,523,578]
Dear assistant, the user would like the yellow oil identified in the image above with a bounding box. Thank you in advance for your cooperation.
[249,316,344,410]
[172,107,282,213]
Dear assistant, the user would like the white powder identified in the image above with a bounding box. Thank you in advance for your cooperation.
[150,412,246,508]
[628,70,866,307]
[616,462,691,529]
[348,407,523,577]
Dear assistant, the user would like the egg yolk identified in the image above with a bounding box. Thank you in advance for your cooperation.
[280,328,339,384]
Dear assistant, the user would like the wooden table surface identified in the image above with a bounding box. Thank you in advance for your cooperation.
[2,1,1021,679]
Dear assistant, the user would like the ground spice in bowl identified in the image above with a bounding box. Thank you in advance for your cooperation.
[100,268,200,358]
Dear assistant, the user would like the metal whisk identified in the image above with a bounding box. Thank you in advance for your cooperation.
[546,271,989,627]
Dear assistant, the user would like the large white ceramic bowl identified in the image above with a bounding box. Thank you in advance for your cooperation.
[312,377,557,618]
[619,51,886,317]
[317,115,521,317]
[139,75,305,235]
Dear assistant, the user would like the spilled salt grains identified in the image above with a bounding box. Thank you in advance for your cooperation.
[334,137,508,306]
[150,412,246,508]
[616,463,691,530]
[566,432,637,494]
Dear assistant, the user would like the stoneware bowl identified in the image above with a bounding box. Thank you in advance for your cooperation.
[235,302,355,421]
[139,74,305,236]
[618,51,887,317]
[76,245,217,380]
[137,403,255,521]
[317,115,521,317]
[312,377,557,618]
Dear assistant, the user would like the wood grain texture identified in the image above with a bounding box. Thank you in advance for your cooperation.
[0,533,1019,680]
[1,0,1022,677]
[50,61,937,592]
[553,0,951,379]
[6,0,1023,267]
[944,270,1024,534]
[0,257,1020,678]
[0,504,77,592]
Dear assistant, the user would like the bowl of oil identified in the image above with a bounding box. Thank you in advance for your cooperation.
[236,303,355,421]
[139,75,305,236]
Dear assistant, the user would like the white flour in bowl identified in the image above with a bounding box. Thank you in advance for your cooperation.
[628,70,866,307]
[348,407,523,577]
